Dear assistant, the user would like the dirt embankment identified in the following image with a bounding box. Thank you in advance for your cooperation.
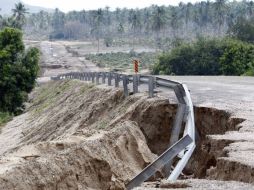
[0,80,253,190]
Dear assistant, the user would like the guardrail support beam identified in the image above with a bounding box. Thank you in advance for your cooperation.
[163,103,187,177]
[102,73,106,83]
[108,72,112,86]
[115,73,119,87]
[133,75,138,94]
[123,75,129,97]
[96,72,99,84]
[126,135,192,190]
[148,76,155,98]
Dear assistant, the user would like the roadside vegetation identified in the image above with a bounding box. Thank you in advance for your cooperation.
[0,112,12,127]
[153,37,254,76]
[0,3,40,126]
[0,27,40,114]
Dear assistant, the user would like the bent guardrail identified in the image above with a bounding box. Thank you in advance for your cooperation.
[51,71,196,189]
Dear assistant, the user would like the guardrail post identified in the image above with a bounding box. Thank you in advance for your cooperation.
[87,72,91,81]
[148,76,155,98]
[96,72,99,84]
[133,74,138,94]
[108,72,112,86]
[115,73,119,87]
[122,75,129,97]
[92,72,95,83]
[174,85,186,104]
[102,73,106,83]
[86,72,89,81]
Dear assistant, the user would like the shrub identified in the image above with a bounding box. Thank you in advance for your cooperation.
[0,27,40,113]
[153,38,254,76]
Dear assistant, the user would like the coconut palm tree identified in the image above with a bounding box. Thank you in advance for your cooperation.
[91,9,104,52]
[128,9,142,48]
[151,6,166,41]
[12,2,28,29]
[213,0,227,35]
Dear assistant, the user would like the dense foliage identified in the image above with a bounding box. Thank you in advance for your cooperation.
[153,38,254,76]
[0,27,39,113]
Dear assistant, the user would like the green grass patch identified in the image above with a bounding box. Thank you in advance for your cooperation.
[0,112,13,127]
[32,80,75,115]
[85,51,159,72]
[97,120,109,129]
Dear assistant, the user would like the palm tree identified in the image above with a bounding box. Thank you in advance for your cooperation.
[170,7,180,38]
[91,9,103,53]
[246,0,254,17]
[151,6,166,41]
[213,0,227,35]
[52,8,65,37]
[182,2,192,35]
[142,8,151,36]
[128,9,142,48]
[12,2,28,29]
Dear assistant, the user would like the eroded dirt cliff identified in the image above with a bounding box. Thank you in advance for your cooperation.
[0,80,253,190]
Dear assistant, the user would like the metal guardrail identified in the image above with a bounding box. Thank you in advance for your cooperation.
[51,71,196,189]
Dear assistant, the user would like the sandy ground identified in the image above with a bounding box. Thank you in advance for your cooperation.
[1,80,254,189]
[26,40,155,80]
[3,40,253,189]
[39,41,101,77]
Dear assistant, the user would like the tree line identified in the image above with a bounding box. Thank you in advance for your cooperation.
[23,0,254,44]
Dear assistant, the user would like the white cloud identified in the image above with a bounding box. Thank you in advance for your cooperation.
[22,0,199,12]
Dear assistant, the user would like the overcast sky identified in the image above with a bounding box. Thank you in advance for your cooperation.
[22,0,200,12]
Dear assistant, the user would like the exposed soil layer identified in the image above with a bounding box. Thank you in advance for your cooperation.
[0,80,252,190]
[135,179,254,190]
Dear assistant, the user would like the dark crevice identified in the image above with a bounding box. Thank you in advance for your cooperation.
[128,100,245,181]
